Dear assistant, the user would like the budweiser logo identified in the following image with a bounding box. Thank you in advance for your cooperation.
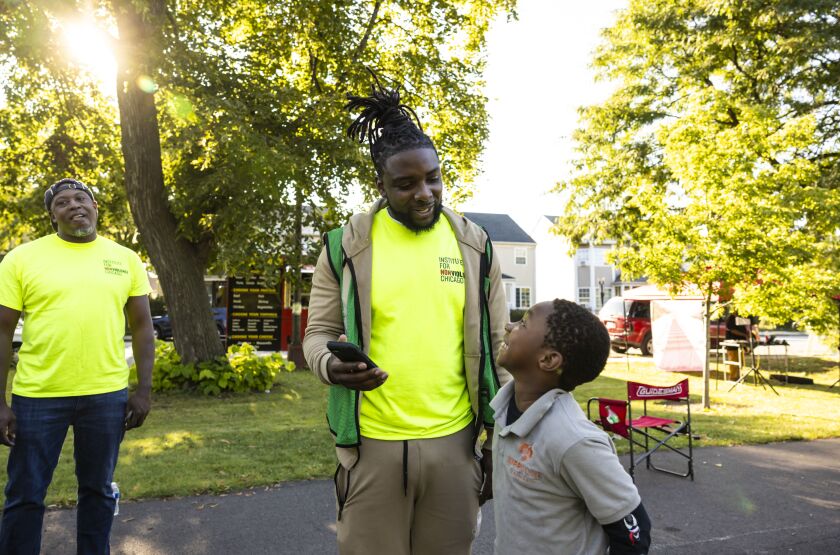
[635,385,683,397]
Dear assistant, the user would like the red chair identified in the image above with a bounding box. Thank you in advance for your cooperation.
[588,379,694,480]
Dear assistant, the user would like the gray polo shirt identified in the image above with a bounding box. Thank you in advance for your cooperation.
[491,382,641,555]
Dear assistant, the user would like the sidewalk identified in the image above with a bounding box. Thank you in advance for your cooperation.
[40,438,840,554]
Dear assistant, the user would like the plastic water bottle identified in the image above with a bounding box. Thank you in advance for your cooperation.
[111,482,120,516]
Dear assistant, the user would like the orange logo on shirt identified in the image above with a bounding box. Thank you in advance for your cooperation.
[518,442,533,462]
[506,455,542,483]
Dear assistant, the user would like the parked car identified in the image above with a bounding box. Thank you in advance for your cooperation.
[12,320,23,349]
[9,320,23,367]
[152,307,227,340]
[600,297,655,356]
[598,297,758,356]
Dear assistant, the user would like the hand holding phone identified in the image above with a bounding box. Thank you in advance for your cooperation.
[327,341,378,368]
[325,339,387,390]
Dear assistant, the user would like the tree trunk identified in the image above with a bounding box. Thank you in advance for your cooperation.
[113,1,223,363]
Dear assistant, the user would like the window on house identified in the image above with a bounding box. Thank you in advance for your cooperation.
[514,248,527,265]
[515,287,531,309]
[578,287,591,307]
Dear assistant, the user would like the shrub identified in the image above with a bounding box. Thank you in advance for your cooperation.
[133,341,296,395]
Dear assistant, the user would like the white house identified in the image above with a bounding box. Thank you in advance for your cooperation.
[463,212,537,311]
[523,216,646,312]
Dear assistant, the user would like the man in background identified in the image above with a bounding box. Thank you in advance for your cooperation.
[0,178,155,555]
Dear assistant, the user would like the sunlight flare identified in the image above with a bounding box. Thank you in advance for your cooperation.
[61,19,117,86]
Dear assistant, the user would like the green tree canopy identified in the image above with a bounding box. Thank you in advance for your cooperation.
[0,13,134,252]
[1,0,515,361]
[556,0,840,338]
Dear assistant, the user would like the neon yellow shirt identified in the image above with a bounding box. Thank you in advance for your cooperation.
[362,210,473,439]
[0,234,151,397]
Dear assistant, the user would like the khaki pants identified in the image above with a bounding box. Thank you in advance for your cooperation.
[334,424,482,555]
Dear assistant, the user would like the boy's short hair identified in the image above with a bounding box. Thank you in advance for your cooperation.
[543,299,611,391]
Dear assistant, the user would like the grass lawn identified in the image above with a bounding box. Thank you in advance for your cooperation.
[2,353,838,506]
[579,352,840,448]
[1,370,336,507]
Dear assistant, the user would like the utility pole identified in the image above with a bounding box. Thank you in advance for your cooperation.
[287,188,307,368]
[598,277,605,308]
[703,284,712,409]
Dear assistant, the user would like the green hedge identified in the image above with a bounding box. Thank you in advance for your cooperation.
[132,341,296,395]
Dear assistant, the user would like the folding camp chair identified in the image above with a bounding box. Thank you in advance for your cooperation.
[587,379,694,480]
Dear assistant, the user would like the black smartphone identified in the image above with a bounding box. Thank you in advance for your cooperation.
[326,341,378,369]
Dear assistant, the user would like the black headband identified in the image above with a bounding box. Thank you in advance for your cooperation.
[44,179,95,211]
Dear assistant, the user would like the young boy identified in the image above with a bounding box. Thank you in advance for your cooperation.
[491,299,651,554]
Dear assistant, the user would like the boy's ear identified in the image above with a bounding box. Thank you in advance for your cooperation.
[538,349,563,373]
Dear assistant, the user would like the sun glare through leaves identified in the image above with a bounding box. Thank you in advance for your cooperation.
[60,19,117,93]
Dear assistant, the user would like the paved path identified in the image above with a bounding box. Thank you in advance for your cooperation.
[41,439,840,554]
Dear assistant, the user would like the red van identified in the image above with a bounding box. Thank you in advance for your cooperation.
[599,297,755,356]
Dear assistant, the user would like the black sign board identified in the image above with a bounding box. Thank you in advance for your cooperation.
[226,276,282,351]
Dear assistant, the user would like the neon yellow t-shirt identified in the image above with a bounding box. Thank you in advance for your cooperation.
[361,210,473,440]
[0,234,151,397]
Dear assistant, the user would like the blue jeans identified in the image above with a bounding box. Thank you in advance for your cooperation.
[0,389,127,555]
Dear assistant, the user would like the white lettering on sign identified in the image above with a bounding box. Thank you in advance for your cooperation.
[634,384,684,397]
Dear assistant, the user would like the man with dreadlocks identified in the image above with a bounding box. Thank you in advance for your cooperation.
[303,76,509,554]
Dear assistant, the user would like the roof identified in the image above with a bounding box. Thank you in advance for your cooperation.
[462,213,536,244]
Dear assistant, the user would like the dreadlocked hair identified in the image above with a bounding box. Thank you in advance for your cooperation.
[544,299,611,391]
[345,72,435,176]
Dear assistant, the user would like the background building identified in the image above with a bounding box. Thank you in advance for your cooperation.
[463,212,536,312]
[524,216,646,312]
